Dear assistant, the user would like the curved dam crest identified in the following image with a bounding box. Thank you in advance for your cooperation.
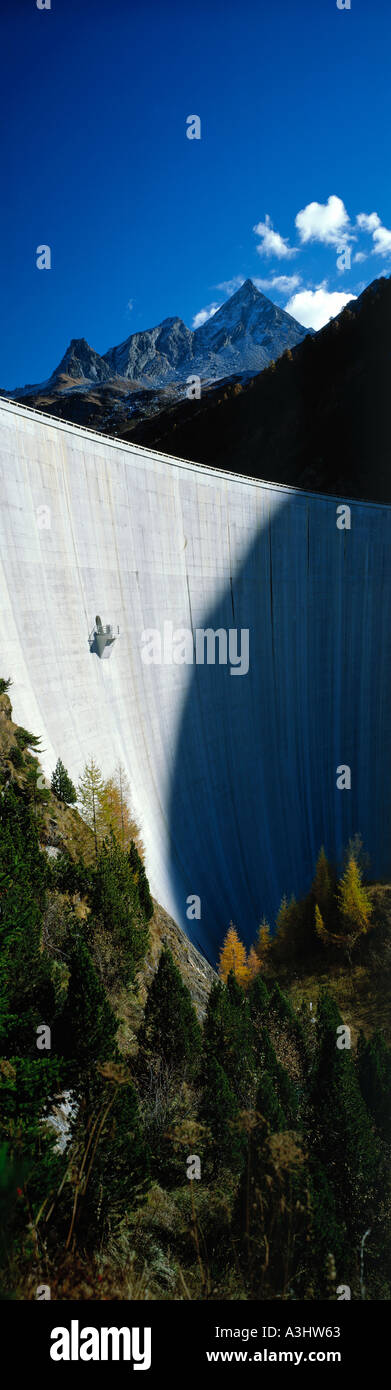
[0,398,390,963]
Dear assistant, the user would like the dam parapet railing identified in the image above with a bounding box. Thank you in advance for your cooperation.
[0,393,388,513]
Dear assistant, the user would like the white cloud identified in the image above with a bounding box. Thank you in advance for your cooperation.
[216,276,245,295]
[372,223,391,255]
[127,298,134,311]
[356,212,381,233]
[253,274,301,294]
[192,302,221,329]
[295,195,351,247]
[253,214,297,259]
[353,251,367,263]
[355,211,391,256]
[285,283,357,331]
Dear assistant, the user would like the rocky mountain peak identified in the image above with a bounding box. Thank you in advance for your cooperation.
[7,280,311,400]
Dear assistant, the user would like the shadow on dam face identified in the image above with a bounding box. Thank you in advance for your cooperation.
[168,490,391,964]
[1,400,390,967]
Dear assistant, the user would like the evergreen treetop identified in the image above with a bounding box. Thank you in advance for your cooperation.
[139,947,202,1075]
[51,757,77,805]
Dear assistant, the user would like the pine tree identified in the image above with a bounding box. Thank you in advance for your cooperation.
[0,1142,28,1282]
[15,727,42,752]
[219,923,249,987]
[311,991,380,1251]
[0,786,55,1054]
[269,980,301,1033]
[357,1030,391,1140]
[203,975,256,1106]
[248,971,269,1024]
[235,1112,309,1299]
[0,787,62,1247]
[75,1076,148,1245]
[92,835,150,980]
[250,983,299,1127]
[78,758,104,853]
[51,757,77,805]
[0,1057,64,1235]
[128,840,154,920]
[309,1158,344,1283]
[138,948,202,1077]
[273,894,300,962]
[256,1071,286,1131]
[200,1058,245,1172]
[57,931,118,1081]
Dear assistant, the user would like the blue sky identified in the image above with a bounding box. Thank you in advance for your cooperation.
[1,0,390,388]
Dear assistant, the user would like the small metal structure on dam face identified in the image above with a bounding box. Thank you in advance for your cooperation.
[89,615,120,659]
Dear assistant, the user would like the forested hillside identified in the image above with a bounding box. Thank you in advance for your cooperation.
[1,680,390,1301]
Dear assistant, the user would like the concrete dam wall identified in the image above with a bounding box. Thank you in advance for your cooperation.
[0,396,390,963]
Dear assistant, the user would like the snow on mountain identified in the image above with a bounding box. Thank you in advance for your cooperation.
[5,280,311,400]
[194,278,306,355]
[103,279,310,385]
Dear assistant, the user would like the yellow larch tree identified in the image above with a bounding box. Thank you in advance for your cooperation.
[315,902,329,946]
[100,760,143,853]
[255,917,272,967]
[246,946,261,985]
[219,923,249,987]
[337,855,373,938]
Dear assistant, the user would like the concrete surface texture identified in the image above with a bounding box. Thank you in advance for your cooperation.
[0,397,390,963]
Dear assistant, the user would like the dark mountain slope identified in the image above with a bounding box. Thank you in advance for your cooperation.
[123,277,391,504]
